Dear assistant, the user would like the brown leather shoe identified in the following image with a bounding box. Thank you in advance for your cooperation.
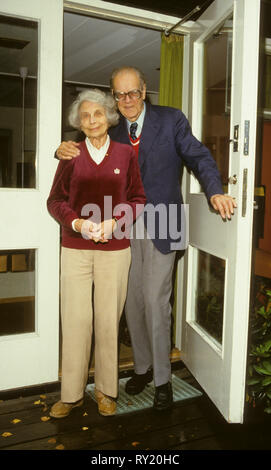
[49,399,84,418]
[94,389,116,416]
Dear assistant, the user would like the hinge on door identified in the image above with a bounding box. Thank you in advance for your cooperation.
[242,168,248,217]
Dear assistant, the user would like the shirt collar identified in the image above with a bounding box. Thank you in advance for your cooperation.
[85,135,110,164]
[85,135,110,154]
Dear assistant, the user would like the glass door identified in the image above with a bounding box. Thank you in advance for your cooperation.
[0,0,63,390]
[178,0,262,423]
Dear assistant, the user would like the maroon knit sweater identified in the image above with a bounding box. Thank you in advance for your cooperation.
[47,139,146,251]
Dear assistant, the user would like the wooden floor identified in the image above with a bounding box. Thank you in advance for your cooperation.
[0,362,271,453]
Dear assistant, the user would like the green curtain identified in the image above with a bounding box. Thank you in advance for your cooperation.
[159,33,184,348]
[159,33,184,109]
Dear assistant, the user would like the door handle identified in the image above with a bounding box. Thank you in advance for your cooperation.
[229,125,239,152]
[228,174,237,184]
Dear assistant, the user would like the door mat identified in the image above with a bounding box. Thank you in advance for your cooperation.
[85,374,202,415]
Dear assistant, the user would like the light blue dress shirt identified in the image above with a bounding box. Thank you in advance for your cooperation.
[126,102,146,138]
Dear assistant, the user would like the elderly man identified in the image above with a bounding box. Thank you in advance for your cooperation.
[56,66,236,411]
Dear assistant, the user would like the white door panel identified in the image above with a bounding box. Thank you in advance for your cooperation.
[0,0,62,390]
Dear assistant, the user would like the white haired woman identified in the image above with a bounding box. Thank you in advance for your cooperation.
[47,89,146,418]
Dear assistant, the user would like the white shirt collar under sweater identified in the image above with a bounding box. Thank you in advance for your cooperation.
[85,135,110,164]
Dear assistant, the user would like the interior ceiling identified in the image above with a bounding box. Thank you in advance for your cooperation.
[63,14,162,91]
[63,0,214,91]
[0,1,215,106]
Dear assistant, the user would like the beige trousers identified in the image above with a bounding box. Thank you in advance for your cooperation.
[60,246,131,403]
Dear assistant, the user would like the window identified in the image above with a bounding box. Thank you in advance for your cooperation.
[0,15,38,188]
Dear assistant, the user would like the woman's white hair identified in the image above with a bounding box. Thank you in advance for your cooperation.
[68,88,119,129]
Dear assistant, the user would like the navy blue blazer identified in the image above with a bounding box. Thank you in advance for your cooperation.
[109,103,223,254]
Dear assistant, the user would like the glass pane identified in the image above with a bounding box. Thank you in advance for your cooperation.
[0,249,35,335]
[194,249,226,344]
[202,16,233,192]
[0,15,38,188]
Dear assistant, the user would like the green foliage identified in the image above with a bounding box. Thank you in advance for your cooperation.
[247,280,271,413]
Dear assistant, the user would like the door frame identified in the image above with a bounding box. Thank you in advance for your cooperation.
[62,0,193,356]
[60,0,263,424]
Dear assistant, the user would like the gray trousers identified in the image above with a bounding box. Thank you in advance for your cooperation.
[125,229,176,387]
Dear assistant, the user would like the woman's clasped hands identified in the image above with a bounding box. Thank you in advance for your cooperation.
[78,219,117,243]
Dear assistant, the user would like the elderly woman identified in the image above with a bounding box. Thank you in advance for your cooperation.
[47,89,146,418]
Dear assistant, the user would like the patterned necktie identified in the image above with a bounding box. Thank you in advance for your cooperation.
[130,122,138,141]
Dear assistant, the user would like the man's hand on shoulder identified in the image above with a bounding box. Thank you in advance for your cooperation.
[56,141,80,160]
[210,194,237,220]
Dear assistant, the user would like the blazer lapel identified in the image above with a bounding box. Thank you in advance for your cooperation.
[139,103,161,169]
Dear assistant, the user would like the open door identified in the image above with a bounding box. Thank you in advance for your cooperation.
[178,0,262,423]
[0,0,63,390]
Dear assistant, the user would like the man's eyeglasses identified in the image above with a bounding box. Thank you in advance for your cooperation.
[113,89,142,102]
